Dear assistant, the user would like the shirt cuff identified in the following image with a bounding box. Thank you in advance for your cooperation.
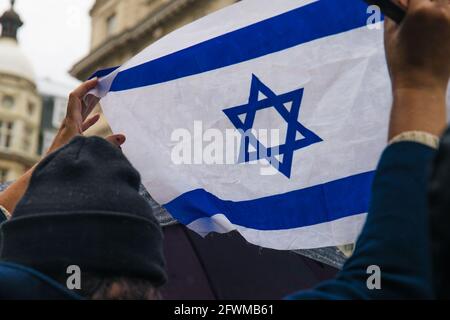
[389,131,440,150]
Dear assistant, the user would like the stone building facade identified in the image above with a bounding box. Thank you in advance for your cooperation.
[0,1,42,182]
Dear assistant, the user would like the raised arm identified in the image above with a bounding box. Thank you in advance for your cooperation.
[0,79,125,216]
[290,0,450,299]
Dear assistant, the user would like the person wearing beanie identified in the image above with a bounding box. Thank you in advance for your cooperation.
[0,79,167,300]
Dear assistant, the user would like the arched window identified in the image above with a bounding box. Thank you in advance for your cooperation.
[2,95,14,109]
[28,102,35,115]
[22,125,34,152]
[0,121,14,149]
[0,168,8,183]
[106,13,117,36]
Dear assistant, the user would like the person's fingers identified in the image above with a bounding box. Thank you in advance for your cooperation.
[66,79,99,123]
[70,78,98,100]
[393,0,409,10]
[65,94,81,122]
[434,0,449,5]
[384,16,397,37]
[105,134,126,148]
[81,100,95,121]
[81,113,100,132]
[408,0,431,10]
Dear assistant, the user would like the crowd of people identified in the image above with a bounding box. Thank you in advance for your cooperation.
[0,0,449,300]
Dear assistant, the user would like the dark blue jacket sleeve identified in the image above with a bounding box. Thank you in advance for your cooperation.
[0,209,7,224]
[289,142,436,300]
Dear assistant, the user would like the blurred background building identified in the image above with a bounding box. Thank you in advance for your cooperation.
[0,0,41,182]
[70,0,238,137]
[37,79,72,156]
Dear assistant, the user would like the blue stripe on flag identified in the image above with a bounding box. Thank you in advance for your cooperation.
[89,66,120,80]
[109,0,372,92]
[164,171,374,230]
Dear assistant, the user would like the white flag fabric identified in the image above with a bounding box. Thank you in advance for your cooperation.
[86,0,450,250]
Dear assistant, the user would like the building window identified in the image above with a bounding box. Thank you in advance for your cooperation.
[52,97,68,128]
[0,121,14,149]
[42,129,56,155]
[2,95,14,109]
[23,126,34,152]
[0,168,8,183]
[28,102,35,115]
[106,13,117,36]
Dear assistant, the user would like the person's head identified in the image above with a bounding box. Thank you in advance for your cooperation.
[48,272,162,300]
[0,136,167,299]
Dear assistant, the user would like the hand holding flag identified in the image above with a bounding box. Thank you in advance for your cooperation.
[47,78,126,155]
[364,0,406,23]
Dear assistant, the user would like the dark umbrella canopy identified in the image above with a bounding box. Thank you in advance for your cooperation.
[140,185,342,299]
[161,225,338,299]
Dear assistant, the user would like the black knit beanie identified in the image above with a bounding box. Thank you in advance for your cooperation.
[0,136,167,287]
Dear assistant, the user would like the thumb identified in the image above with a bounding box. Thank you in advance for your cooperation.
[393,0,408,10]
[408,0,430,10]
[105,134,126,148]
[384,16,397,34]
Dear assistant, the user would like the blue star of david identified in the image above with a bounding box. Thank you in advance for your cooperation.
[223,74,322,178]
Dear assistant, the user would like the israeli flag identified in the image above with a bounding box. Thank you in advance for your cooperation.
[85,0,448,250]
